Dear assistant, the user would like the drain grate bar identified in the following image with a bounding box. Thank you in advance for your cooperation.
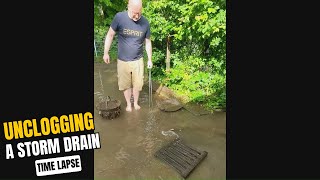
[154,139,208,178]
[166,147,194,166]
[157,151,186,174]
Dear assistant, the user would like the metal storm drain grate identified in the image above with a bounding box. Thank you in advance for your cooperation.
[154,138,208,179]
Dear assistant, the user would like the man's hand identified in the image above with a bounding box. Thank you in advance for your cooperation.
[147,60,153,69]
[103,53,110,64]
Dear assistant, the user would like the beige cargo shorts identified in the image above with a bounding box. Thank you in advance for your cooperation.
[117,57,144,91]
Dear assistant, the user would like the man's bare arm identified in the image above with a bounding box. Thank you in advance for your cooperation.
[103,27,116,64]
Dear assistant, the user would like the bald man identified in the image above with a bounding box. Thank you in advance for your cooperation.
[103,0,152,112]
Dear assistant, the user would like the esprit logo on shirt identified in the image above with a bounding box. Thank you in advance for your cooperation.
[123,29,143,37]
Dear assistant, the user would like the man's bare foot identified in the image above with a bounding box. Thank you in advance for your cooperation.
[134,104,141,110]
[126,106,132,112]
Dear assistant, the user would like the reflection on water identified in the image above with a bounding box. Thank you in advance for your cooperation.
[135,110,163,158]
[161,129,179,139]
[139,90,149,104]
[136,134,163,158]
[115,147,130,164]
[145,110,156,133]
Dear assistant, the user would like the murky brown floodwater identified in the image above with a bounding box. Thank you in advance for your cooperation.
[94,62,226,180]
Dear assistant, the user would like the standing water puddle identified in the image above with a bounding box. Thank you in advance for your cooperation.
[94,62,225,179]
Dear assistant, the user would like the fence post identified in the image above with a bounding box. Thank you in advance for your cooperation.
[94,39,98,57]
[166,35,171,72]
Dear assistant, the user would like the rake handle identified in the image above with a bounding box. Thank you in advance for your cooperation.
[149,69,153,108]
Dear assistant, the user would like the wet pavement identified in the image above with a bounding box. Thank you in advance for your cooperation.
[94,62,226,180]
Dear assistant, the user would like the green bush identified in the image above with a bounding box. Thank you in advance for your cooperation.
[143,0,226,110]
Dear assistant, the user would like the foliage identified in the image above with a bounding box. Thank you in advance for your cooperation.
[94,0,127,28]
[94,0,226,110]
[94,26,118,62]
[94,0,126,61]
[143,0,226,109]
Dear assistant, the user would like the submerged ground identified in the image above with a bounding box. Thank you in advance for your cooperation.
[93,62,226,180]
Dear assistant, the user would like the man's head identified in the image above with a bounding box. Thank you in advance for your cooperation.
[128,0,142,21]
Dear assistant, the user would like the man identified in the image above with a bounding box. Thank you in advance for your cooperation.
[103,0,152,112]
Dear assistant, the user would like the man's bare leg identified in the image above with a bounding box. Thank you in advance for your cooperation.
[133,88,141,110]
[123,88,132,112]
